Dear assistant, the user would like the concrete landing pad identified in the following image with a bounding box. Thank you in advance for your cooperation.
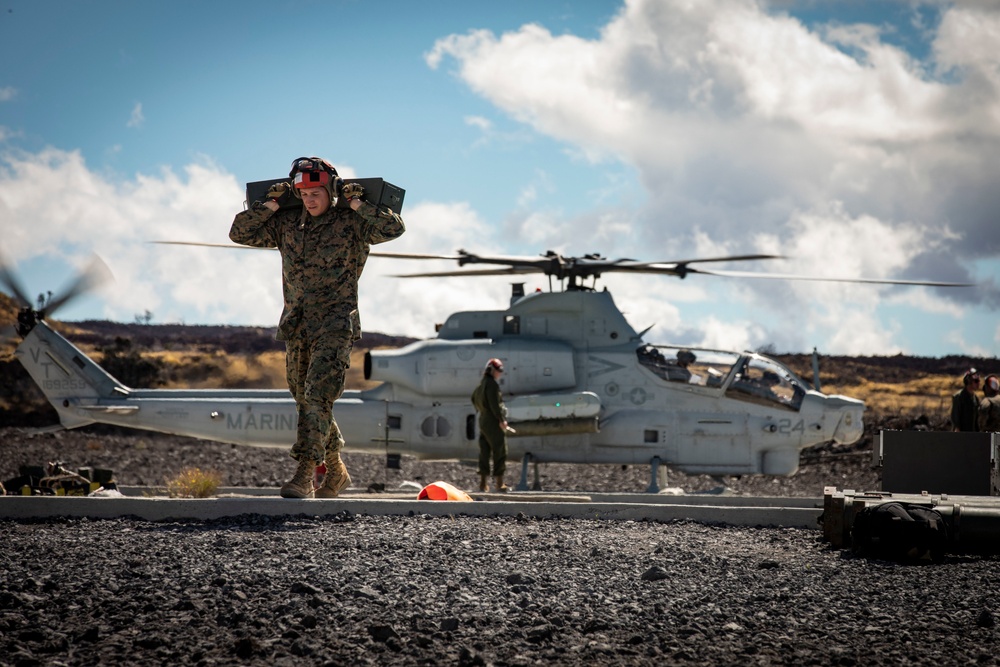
[0,490,823,528]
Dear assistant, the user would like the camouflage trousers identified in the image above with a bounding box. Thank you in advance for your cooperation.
[477,418,507,477]
[285,330,353,463]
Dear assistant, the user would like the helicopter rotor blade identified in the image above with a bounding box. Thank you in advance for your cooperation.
[150,241,276,251]
[640,254,784,266]
[394,267,547,278]
[43,255,115,316]
[369,251,467,261]
[685,267,974,287]
[149,241,974,288]
[0,253,33,308]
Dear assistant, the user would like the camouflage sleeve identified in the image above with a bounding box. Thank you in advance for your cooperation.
[229,205,281,248]
[354,201,405,246]
[979,399,998,432]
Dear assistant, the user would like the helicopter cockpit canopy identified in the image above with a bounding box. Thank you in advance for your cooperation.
[636,345,740,388]
[636,345,808,411]
[725,356,807,411]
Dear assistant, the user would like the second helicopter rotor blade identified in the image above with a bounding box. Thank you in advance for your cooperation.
[43,255,115,316]
[369,251,467,260]
[393,267,546,278]
[686,267,974,287]
[632,254,785,267]
[150,241,276,250]
[0,255,33,308]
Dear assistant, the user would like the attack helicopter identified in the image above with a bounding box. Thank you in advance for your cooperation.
[5,248,970,492]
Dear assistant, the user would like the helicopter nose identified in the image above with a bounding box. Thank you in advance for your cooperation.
[830,397,864,445]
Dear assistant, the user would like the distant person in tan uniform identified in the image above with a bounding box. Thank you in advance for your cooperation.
[979,374,1000,432]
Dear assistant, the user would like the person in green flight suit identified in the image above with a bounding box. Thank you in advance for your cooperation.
[951,368,981,432]
[230,157,405,498]
[471,358,510,492]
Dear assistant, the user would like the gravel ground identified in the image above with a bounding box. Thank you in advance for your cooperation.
[2,515,998,666]
[3,427,998,666]
[0,426,879,497]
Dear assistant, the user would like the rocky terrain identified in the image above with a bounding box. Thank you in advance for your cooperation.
[2,308,998,665]
[2,477,998,667]
[3,415,998,667]
[0,424,879,497]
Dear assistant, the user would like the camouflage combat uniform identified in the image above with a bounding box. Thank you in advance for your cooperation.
[472,372,508,477]
[980,396,1000,432]
[230,200,404,463]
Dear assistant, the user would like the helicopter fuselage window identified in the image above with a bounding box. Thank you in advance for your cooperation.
[503,316,520,335]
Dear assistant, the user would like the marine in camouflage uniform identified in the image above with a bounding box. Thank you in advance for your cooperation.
[471,358,509,492]
[979,374,1000,432]
[230,157,404,498]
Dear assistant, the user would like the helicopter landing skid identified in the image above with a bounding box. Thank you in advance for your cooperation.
[647,456,669,494]
[516,453,542,492]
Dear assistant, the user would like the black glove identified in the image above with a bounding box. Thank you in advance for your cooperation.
[266,182,291,205]
[341,182,364,201]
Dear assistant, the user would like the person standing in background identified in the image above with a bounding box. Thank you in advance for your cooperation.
[951,368,981,432]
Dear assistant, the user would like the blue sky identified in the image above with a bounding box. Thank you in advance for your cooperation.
[1,0,998,358]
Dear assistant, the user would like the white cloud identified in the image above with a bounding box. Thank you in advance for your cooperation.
[5,2,999,357]
[0,86,16,102]
[0,148,512,337]
[426,0,1000,354]
[934,6,1000,73]
[464,115,492,131]
[0,148,267,324]
[886,288,964,318]
[944,329,992,358]
[127,102,144,129]
[693,315,767,352]
[0,148,522,338]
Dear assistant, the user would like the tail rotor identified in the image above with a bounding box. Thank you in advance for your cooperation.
[0,253,113,337]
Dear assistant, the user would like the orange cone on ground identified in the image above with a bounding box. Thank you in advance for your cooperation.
[417,481,474,501]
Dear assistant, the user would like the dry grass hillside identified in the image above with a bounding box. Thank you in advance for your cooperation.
[0,289,996,429]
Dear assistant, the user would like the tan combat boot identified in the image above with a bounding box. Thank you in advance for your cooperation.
[315,451,351,499]
[280,459,317,499]
[479,474,489,493]
[494,476,508,493]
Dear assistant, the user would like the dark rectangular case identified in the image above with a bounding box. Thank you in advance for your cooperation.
[245,177,405,215]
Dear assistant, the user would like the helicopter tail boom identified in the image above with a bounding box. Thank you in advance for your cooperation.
[15,320,130,429]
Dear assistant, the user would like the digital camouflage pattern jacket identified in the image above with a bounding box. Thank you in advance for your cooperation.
[230,201,404,341]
